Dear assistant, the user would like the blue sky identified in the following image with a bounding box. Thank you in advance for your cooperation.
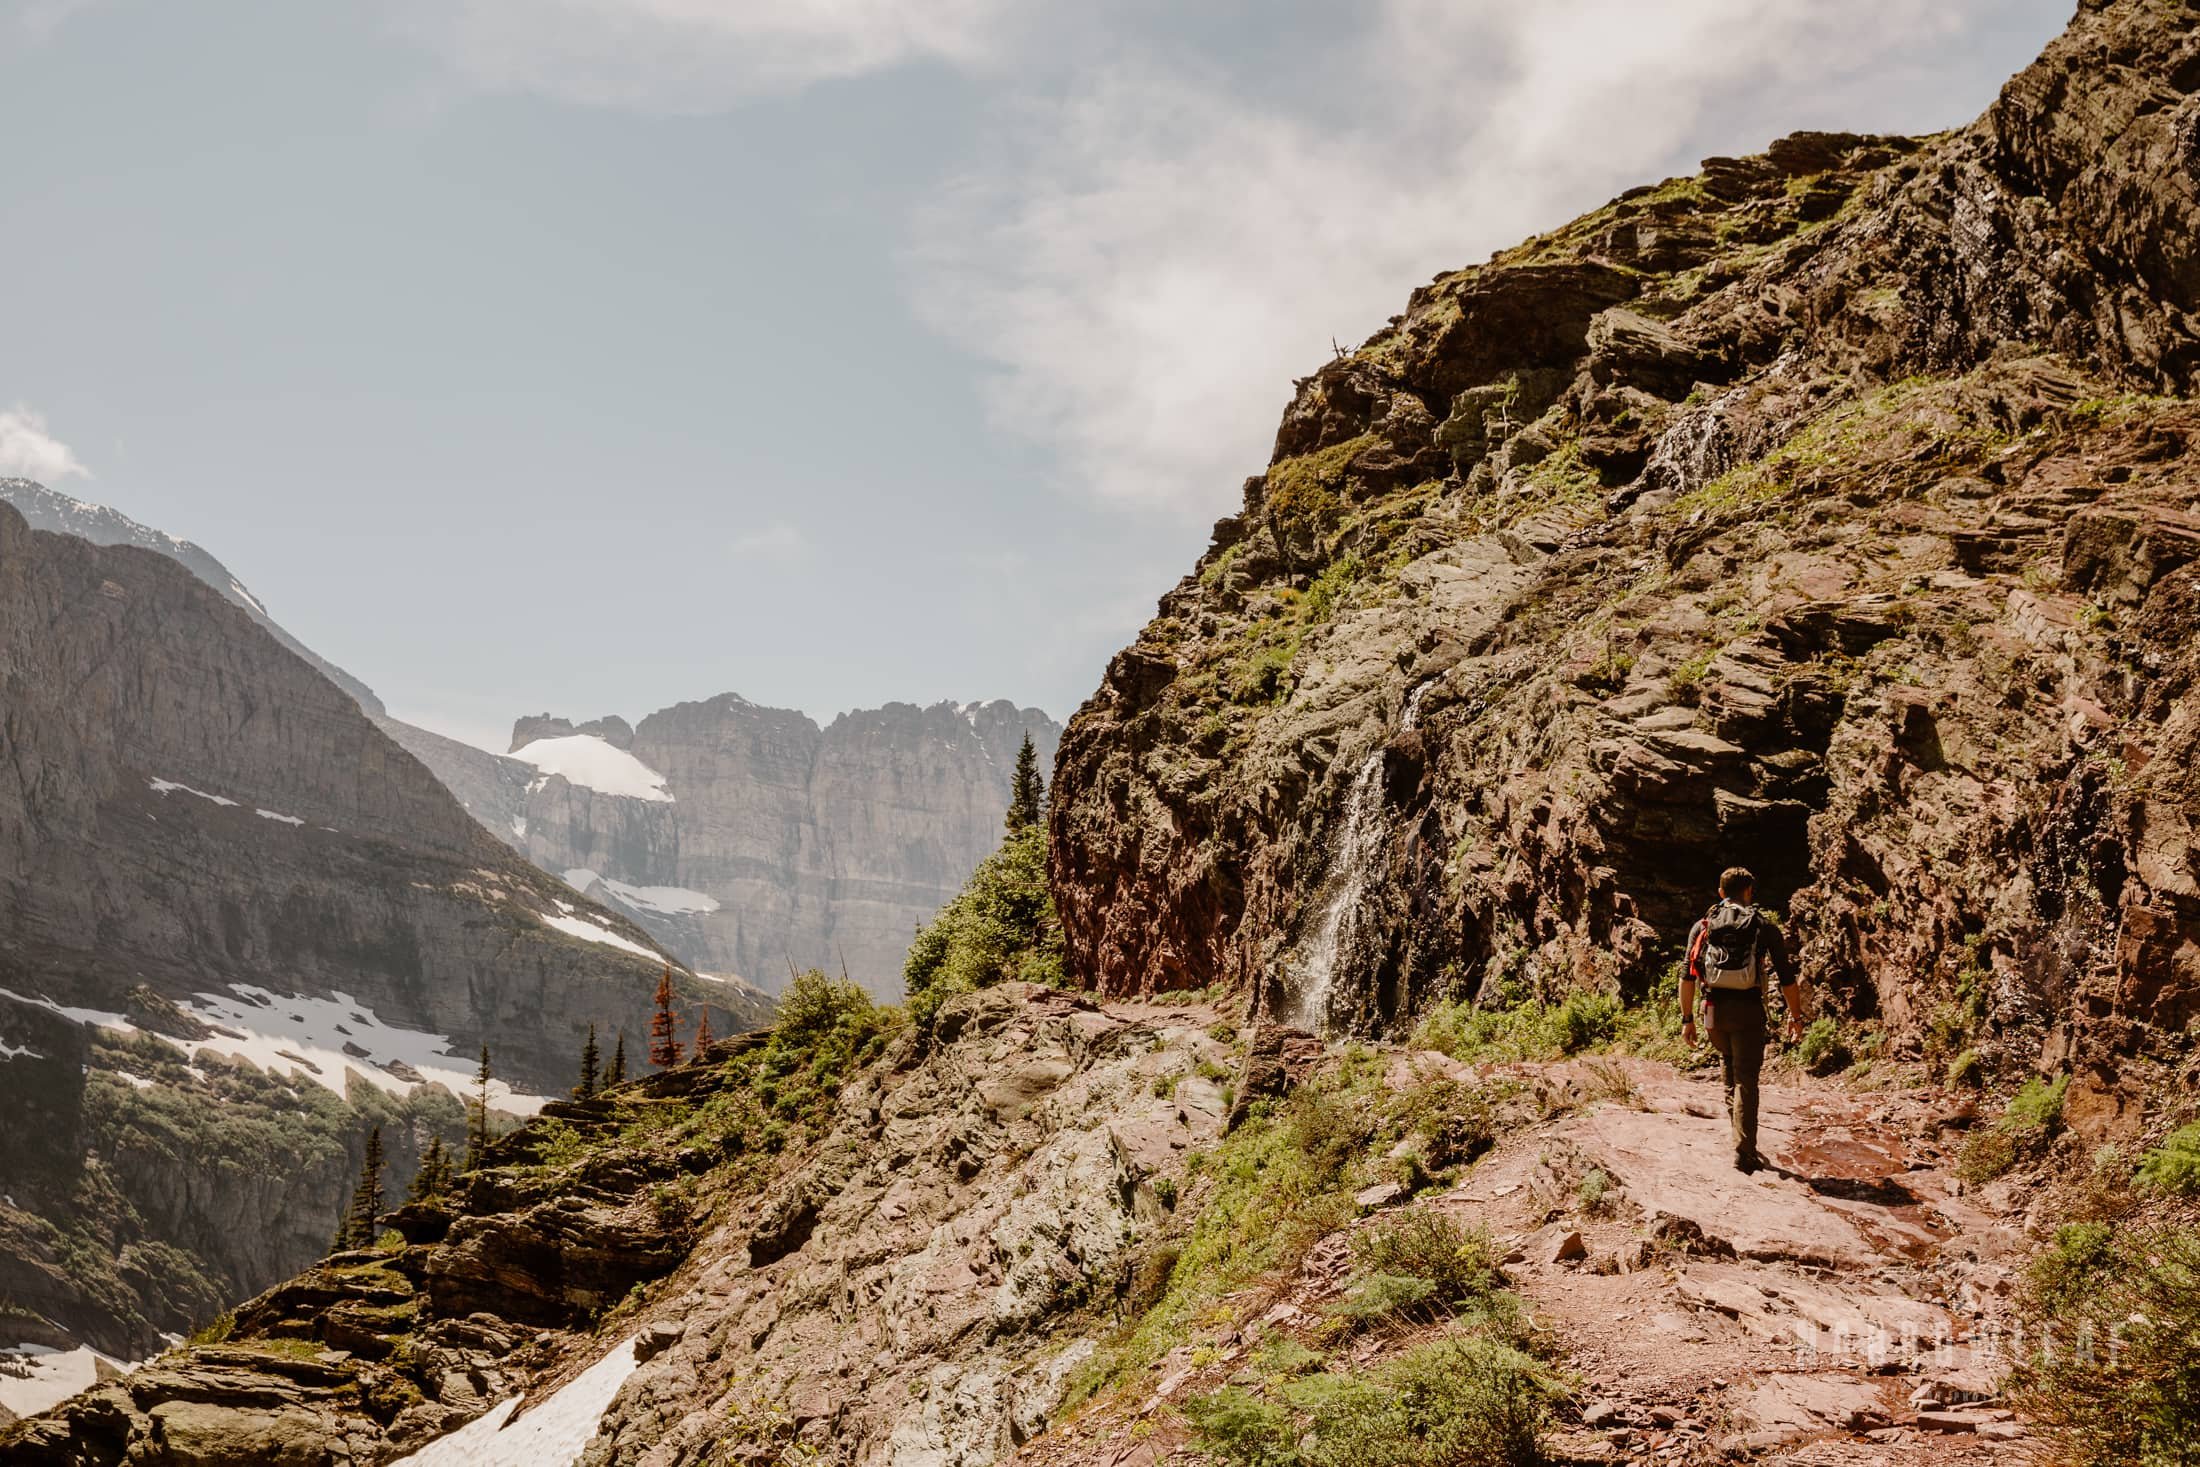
[2,0,2069,748]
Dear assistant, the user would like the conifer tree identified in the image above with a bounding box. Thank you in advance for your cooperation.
[336,1126,385,1252]
[1005,732,1044,832]
[691,1004,714,1059]
[465,1044,493,1170]
[406,1136,449,1204]
[608,1030,628,1086]
[574,1023,601,1098]
[649,965,684,1067]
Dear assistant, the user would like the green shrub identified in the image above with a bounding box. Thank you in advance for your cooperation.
[1958,1074,2068,1184]
[1576,1170,1610,1216]
[187,1310,235,1346]
[1329,1272,1439,1331]
[903,825,1066,1023]
[1946,1048,1984,1088]
[2014,1224,2200,1467]
[2009,1074,2068,1131]
[2137,1124,2200,1197]
[1413,991,1619,1065]
[1793,1018,1850,1075]
[1185,1386,1299,1467]
[1352,1214,1503,1316]
[1553,993,1619,1054]
[1294,1336,1555,1467]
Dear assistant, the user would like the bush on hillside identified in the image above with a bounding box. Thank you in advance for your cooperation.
[1793,1018,1850,1075]
[1185,1386,1298,1467]
[903,825,1065,1023]
[1412,990,1619,1064]
[1958,1074,2067,1184]
[2013,1222,2200,1467]
[1187,1335,1556,1467]
[2136,1123,2200,1197]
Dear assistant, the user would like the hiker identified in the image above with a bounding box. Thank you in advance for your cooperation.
[1680,866,1809,1174]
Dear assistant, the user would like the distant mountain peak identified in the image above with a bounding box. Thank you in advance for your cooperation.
[0,477,386,716]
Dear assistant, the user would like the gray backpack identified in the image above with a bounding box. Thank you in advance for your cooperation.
[1701,902,1762,990]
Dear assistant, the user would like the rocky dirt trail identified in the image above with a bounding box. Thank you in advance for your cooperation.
[1024,1049,2040,1467]
[1473,1057,2035,1463]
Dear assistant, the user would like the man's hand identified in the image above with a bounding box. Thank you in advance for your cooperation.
[1783,1013,1805,1044]
[1682,1015,1700,1047]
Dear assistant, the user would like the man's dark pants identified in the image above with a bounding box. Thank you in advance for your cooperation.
[1707,990,1767,1163]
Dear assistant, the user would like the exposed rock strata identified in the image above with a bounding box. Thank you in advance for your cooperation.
[1047,0,2200,1122]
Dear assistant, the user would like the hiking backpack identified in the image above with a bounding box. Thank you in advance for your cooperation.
[1700,901,1762,990]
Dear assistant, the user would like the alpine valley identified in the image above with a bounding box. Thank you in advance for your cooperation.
[0,481,1055,1412]
[11,3,2200,1465]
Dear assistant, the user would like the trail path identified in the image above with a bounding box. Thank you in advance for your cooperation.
[1462,1057,2036,1462]
[1023,1052,2041,1466]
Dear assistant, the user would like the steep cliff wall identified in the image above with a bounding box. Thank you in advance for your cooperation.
[1048,0,2200,1134]
[386,697,1064,998]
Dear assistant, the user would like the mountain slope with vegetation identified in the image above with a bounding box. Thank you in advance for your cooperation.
[13,2,2200,1464]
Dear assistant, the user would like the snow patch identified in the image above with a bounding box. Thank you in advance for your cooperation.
[175,986,551,1114]
[540,903,657,960]
[510,735,673,803]
[0,1037,41,1061]
[109,1070,156,1090]
[0,984,549,1114]
[511,815,528,839]
[148,777,237,808]
[599,880,718,916]
[0,987,135,1033]
[565,870,718,917]
[389,1335,639,1467]
[255,807,306,826]
[226,578,267,616]
[0,1343,132,1420]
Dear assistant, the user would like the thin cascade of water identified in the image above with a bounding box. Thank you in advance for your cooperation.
[1290,681,1433,1032]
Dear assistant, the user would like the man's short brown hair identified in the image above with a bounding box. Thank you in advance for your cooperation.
[1720,866,1756,899]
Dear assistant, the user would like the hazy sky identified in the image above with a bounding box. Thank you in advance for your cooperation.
[4,0,2069,750]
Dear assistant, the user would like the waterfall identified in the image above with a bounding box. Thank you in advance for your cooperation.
[1290,681,1434,1032]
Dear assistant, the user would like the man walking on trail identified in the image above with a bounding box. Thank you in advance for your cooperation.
[1680,867,1809,1174]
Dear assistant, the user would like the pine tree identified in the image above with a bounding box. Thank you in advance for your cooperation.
[465,1044,493,1171]
[574,1023,601,1098]
[691,1004,715,1059]
[336,1126,385,1252]
[649,965,684,1067]
[1005,732,1044,832]
[608,1030,628,1086]
[406,1136,449,1204]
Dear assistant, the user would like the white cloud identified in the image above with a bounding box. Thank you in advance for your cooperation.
[0,405,90,482]
[4,0,95,42]
[730,522,806,558]
[386,0,1034,111]
[392,0,2018,517]
[910,0,1996,514]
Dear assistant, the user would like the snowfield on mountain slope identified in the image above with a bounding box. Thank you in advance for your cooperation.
[0,982,553,1112]
[512,734,674,802]
[540,899,660,960]
[0,1345,132,1422]
[563,868,720,915]
[390,1336,640,1467]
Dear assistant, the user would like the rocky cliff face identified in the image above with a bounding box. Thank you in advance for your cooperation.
[0,504,763,1358]
[1049,0,2200,1129]
[385,697,1063,999]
